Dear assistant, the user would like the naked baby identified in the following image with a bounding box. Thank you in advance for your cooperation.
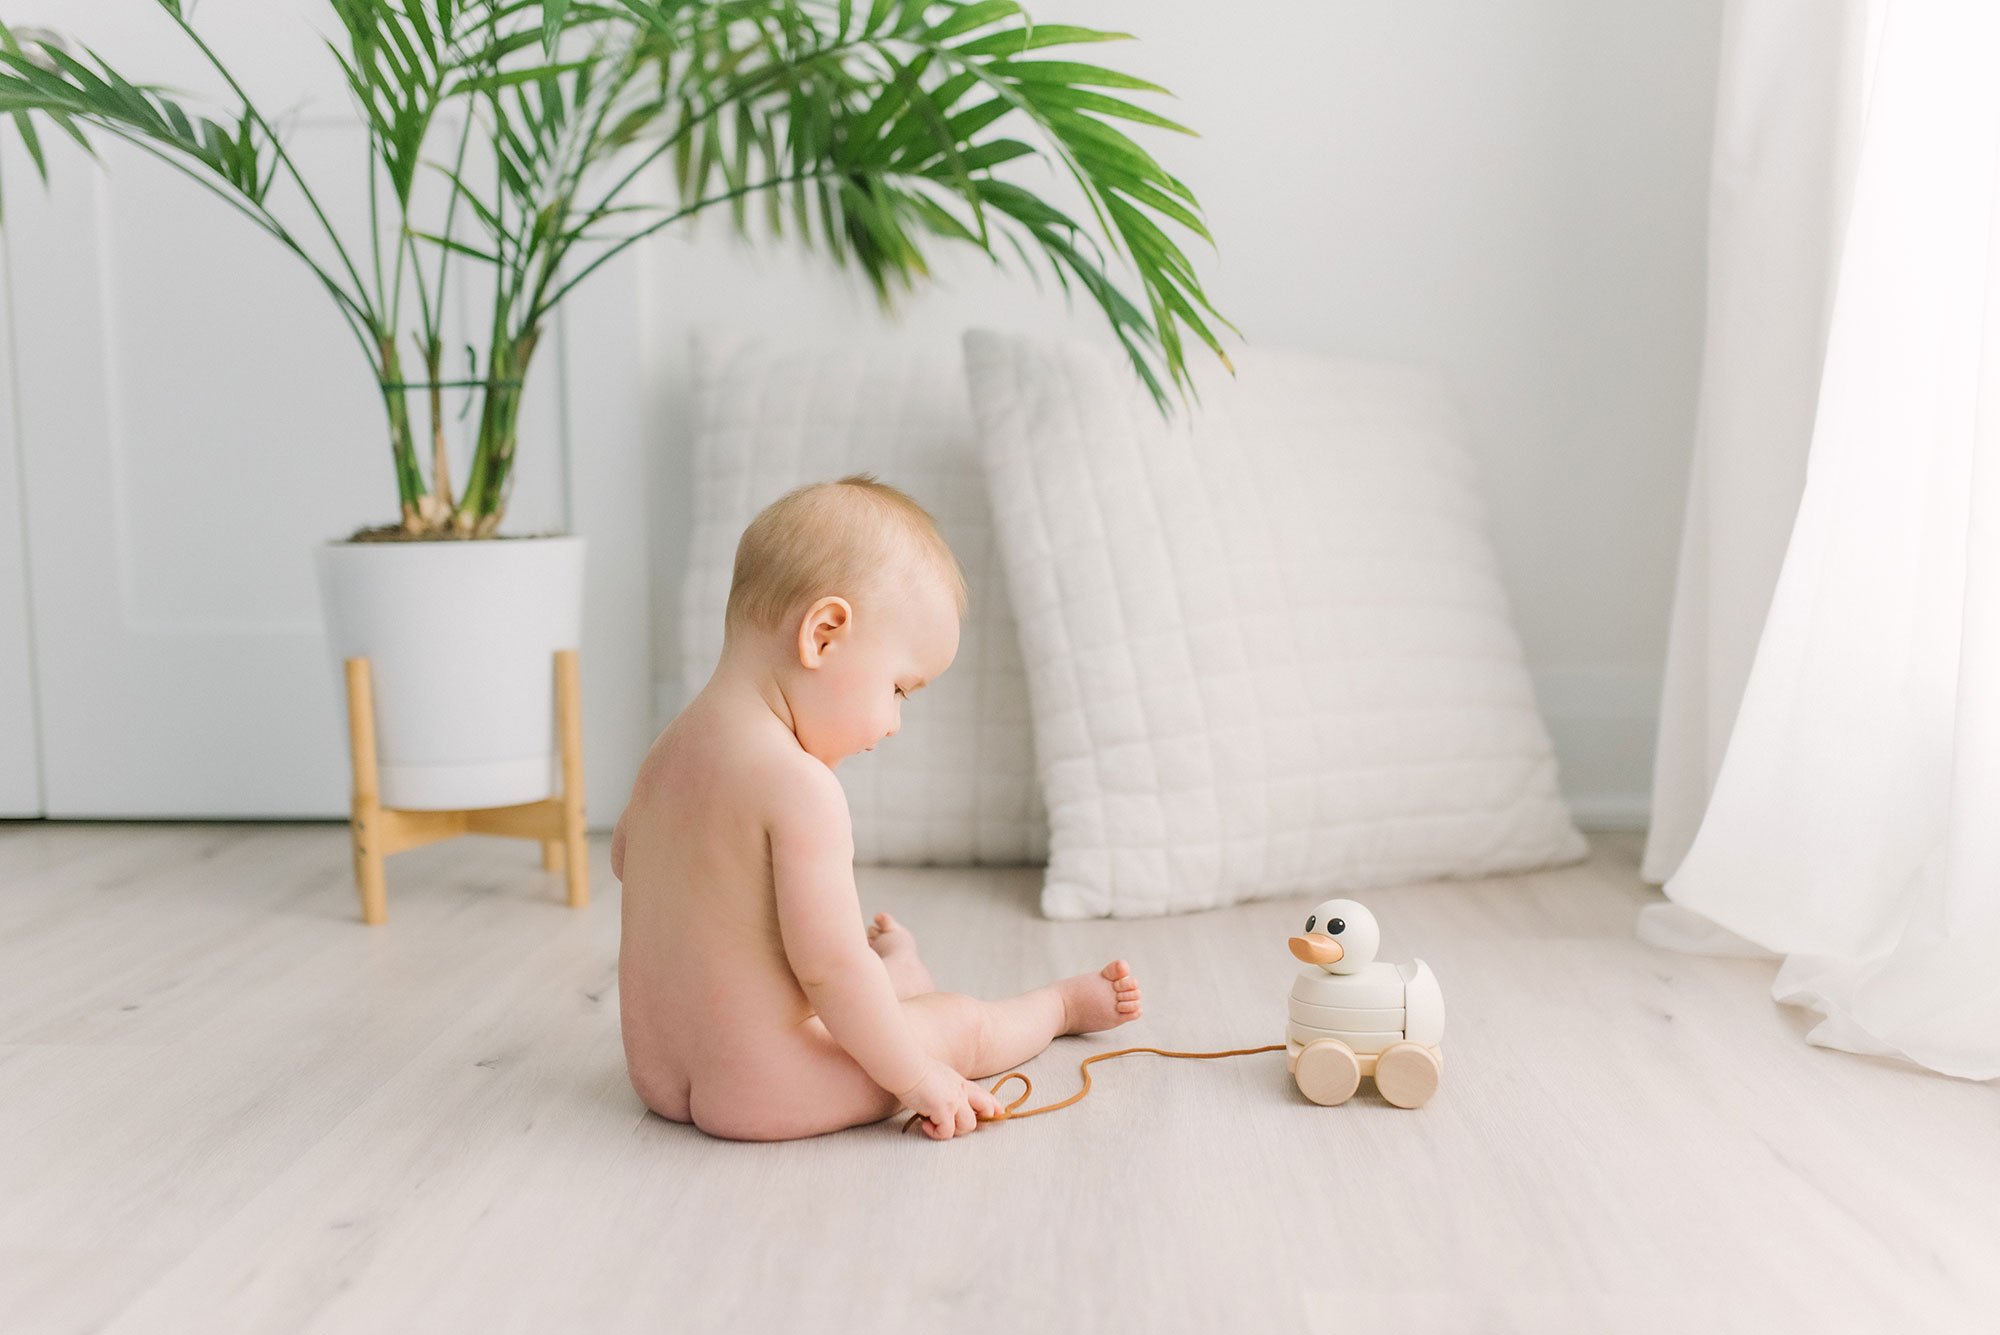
[614,475,1142,1141]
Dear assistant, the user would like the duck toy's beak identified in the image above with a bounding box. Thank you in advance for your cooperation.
[1288,933,1344,966]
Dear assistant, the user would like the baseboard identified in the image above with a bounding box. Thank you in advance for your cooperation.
[1533,665,1657,833]
[1563,794,1652,831]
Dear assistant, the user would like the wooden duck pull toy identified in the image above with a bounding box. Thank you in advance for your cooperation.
[900,897,1443,1135]
[1285,899,1445,1108]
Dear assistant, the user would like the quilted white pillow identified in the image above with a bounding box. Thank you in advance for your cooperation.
[680,333,1046,865]
[964,331,1585,918]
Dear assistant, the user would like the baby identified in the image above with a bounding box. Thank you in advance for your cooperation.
[614,475,1142,1141]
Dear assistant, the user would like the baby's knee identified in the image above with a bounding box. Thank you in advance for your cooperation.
[914,992,989,1073]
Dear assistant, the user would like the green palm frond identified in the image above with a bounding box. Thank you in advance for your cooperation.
[0,24,276,211]
[0,0,1229,534]
[540,0,1231,404]
[326,0,456,207]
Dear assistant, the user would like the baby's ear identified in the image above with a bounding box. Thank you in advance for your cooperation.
[797,596,853,668]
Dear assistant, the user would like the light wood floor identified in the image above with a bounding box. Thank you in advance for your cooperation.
[1,825,1994,1334]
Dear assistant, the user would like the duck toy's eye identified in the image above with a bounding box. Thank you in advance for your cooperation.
[1305,914,1317,933]
[1327,918,1345,935]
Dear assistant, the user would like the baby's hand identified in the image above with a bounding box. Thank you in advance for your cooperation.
[897,1061,1002,1141]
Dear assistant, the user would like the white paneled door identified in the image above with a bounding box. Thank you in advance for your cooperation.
[0,2,650,823]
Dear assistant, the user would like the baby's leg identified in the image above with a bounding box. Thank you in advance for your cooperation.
[688,962,1141,1141]
[689,1021,905,1141]
[688,995,1036,1140]
[917,960,1144,1079]
[689,997,1007,1141]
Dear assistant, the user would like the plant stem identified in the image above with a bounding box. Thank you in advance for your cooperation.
[422,337,455,523]
[420,108,479,345]
[375,337,427,528]
[367,138,385,313]
[455,326,539,534]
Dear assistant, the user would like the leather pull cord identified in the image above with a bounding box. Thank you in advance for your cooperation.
[900,1043,1288,1135]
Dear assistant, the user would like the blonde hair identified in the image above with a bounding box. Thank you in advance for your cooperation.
[724,474,968,634]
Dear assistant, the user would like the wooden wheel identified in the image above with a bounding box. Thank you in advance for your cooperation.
[1295,1038,1361,1106]
[1374,1041,1441,1109]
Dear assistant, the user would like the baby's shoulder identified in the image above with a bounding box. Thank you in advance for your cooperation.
[755,751,852,863]
[651,707,845,821]
[750,745,847,820]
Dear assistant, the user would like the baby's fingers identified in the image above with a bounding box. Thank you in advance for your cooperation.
[966,1082,1003,1120]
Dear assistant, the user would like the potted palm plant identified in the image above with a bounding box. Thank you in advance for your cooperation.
[0,0,1228,816]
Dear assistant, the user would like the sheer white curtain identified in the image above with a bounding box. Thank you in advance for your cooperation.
[1642,0,2000,1080]
[1641,0,1868,885]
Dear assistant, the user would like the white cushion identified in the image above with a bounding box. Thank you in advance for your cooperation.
[963,331,1585,918]
[680,333,1046,865]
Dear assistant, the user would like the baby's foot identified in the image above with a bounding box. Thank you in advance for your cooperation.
[868,913,934,997]
[867,911,916,958]
[1057,960,1143,1035]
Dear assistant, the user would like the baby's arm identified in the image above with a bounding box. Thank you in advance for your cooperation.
[610,808,629,883]
[767,763,932,1100]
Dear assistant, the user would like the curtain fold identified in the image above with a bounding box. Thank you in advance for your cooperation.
[1642,0,1868,884]
[1643,0,2000,1080]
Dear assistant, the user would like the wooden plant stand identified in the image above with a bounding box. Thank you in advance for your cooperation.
[342,649,588,925]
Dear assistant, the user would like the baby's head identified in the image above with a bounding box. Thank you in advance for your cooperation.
[724,474,965,764]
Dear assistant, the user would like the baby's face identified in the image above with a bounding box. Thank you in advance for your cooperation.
[792,571,959,765]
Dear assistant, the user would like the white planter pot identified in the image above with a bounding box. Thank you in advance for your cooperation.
[316,536,586,810]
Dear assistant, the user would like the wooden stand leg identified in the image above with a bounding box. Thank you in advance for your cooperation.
[338,650,588,922]
[555,648,589,909]
[344,658,389,926]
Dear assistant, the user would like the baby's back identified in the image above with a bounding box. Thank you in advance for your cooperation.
[617,695,816,1121]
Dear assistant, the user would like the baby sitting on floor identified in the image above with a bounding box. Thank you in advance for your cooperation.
[613,474,1141,1141]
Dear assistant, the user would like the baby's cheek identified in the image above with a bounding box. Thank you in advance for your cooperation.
[841,685,885,744]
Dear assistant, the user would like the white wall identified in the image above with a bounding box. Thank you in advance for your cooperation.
[637,0,1725,827]
[0,223,45,815]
